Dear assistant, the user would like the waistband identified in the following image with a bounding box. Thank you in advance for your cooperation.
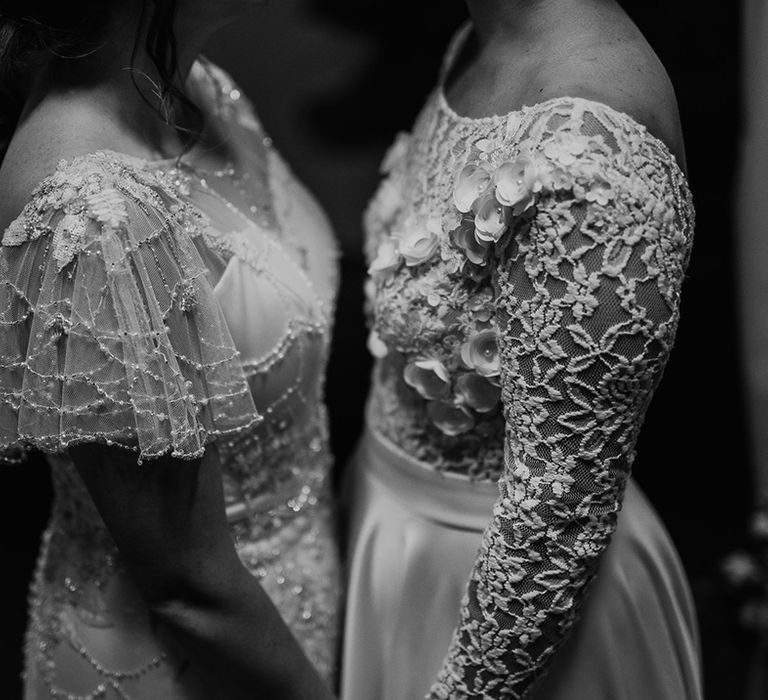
[359,426,499,532]
[225,467,327,524]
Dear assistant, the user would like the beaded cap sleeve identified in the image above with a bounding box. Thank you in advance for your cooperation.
[0,152,261,462]
[365,93,693,697]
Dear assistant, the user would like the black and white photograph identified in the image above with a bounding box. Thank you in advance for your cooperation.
[0,1,760,698]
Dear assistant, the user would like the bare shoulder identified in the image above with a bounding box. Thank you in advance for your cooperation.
[0,96,157,233]
[535,31,687,170]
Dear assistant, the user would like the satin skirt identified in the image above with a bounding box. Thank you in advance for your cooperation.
[340,428,703,700]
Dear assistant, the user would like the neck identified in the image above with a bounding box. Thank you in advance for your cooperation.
[464,0,612,46]
[19,2,242,158]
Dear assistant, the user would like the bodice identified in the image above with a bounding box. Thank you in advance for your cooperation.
[19,55,340,551]
[365,87,692,484]
[43,143,338,536]
[364,95,510,480]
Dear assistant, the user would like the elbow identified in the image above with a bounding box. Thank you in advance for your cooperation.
[147,594,210,640]
[141,574,233,645]
[131,554,245,619]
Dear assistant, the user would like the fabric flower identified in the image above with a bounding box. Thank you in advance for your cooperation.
[543,131,592,167]
[451,158,543,264]
[461,328,500,377]
[394,216,441,267]
[450,221,491,266]
[453,164,492,213]
[369,238,401,276]
[493,156,541,214]
[545,165,573,191]
[455,372,501,413]
[86,187,129,229]
[473,193,510,243]
[585,177,615,206]
[367,329,388,358]
[468,290,494,321]
[427,399,475,436]
[403,358,451,400]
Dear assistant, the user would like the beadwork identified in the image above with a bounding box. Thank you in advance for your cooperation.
[3,60,341,698]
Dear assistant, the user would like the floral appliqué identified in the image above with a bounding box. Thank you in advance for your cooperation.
[364,90,695,698]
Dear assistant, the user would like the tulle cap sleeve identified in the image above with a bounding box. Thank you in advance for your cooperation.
[0,151,261,463]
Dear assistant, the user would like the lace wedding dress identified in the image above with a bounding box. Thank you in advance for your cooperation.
[341,27,702,700]
[0,61,340,699]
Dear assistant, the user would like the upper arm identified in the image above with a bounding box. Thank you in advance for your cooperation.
[493,99,692,493]
[533,38,687,174]
[71,441,240,605]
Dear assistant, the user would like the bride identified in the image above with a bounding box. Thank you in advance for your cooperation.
[0,1,339,698]
[342,0,703,698]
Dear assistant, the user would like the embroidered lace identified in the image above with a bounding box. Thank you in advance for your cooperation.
[364,57,694,699]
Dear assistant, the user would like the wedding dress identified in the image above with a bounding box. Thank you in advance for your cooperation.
[342,27,703,700]
[0,60,340,699]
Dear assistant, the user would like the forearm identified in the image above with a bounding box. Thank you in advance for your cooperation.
[428,471,619,699]
[72,444,334,700]
[150,563,334,700]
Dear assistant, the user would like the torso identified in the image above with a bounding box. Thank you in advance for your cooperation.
[363,23,692,482]
[14,60,341,698]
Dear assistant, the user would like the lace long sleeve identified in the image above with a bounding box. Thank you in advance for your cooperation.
[0,151,260,463]
[428,101,694,698]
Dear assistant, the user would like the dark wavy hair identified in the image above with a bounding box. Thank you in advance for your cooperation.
[0,0,203,150]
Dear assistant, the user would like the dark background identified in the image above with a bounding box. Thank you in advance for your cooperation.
[1,1,752,697]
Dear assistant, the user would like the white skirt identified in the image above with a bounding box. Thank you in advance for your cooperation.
[340,427,703,700]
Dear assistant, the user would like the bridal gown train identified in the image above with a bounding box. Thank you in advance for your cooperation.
[0,60,341,699]
[342,26,703,700]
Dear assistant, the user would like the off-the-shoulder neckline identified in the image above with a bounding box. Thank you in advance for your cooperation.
[437,22,688,178]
